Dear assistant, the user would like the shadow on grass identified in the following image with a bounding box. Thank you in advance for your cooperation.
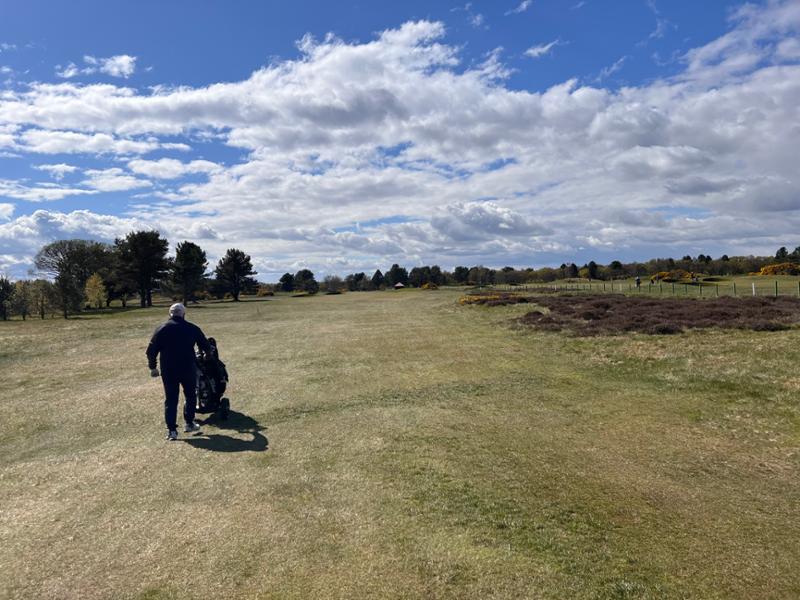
[185,409,269,453]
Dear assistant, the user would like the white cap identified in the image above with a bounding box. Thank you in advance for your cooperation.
[169,303,186,317]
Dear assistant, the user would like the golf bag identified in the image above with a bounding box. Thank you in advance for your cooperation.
[196,337,230,419]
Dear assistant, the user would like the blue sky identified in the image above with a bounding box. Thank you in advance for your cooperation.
[0,0,798,279]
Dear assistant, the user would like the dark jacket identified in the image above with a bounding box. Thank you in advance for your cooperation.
[146,316,211,376]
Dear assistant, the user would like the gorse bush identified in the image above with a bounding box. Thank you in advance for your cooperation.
[759,263,800,276]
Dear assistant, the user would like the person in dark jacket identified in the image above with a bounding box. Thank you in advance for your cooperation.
[146,303,211,441]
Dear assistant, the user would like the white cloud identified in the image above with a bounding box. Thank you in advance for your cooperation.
[34,163,78,180]
[81,168,152,192]
[56,54,137,79]
[55,62,81,79]
[0,203,13,220]
[470,13,486,28]
[505,1,532,16]
[524,39,560,59]
[596,56,627,81]
[0,179,96,202]
[86,54,137,78]
[18,130,162,155]
[127,158,220,179]
[0,209,146,255]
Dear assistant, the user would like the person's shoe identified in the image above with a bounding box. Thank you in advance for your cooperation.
[167,430,178,441]
[184,421,201,433]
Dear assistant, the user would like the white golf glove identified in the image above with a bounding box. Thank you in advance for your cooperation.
[150,368,160,378]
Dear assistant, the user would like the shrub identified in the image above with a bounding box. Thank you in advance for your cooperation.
[256,285,274,297]
[759,262,800,276]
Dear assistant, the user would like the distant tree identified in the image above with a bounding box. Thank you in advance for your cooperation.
[34,240,99,318]
[408,266,431,288]
[172,241,208,304]
[345,272,367,291]
[11,280,34,320]
[115,231,171,308]
[84,273,107,309]
[215,248,257,301]
[31,279,55,319]
[323,274,344,293]
[587,261,599,280]
[720,254,730,262]
[789,247,800,261]
[294,269,319,294]
[370,269,385,290]
[278,272,295,292]
[430,265,444,286]
[776,246,789,261]
[453,266,469,284]
[567,263,579,278]
[385,264,409,287]
[0,276,12,321]
[103,248,137,307]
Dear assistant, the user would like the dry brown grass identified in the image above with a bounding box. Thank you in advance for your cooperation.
[1,290,799,599]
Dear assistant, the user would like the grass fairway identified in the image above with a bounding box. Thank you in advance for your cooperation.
[1,289,799,599]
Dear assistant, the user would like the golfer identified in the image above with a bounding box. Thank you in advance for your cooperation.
[146,303,211,440]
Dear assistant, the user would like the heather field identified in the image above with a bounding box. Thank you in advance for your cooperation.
[1,289,799,599]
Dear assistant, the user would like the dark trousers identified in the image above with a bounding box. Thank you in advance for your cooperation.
[162,369,197,431]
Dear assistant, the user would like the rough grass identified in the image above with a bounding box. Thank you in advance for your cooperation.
[518,294,800,335]
[2,290,800,599]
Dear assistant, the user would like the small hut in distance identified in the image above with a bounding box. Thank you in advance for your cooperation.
[393,282,405,290]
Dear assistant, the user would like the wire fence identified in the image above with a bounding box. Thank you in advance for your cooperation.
[491,280,800,298]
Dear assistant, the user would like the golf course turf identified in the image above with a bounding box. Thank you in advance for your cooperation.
[1,289,799,599]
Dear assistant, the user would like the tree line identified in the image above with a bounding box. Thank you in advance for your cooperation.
[0,231,257,320]
[0,238,795,321]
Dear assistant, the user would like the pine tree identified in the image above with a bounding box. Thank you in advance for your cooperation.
[214,248,257,301]
[172,241,208,304]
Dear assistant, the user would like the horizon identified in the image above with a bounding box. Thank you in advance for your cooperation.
[1,0,799,280]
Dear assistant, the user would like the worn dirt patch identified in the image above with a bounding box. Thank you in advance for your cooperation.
[518,295,800,336]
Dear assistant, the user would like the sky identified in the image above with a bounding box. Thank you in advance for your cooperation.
[0,0,798,280]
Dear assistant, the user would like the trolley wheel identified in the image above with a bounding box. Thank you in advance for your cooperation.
[220,397,230,420]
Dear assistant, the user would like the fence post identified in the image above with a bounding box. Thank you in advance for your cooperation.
[672,282,675,295]
[699,284,703,297]
[660,283,663,295]
[752,282,756,297]
[775,280,779,297]
[733,282,736,297]
[715,285,719,297]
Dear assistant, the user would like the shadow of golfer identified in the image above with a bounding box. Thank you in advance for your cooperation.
[184,409,269,453]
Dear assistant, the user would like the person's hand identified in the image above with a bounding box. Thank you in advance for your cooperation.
[150,368,160,378]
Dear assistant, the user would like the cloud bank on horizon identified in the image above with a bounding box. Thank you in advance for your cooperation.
[0,0,799,279]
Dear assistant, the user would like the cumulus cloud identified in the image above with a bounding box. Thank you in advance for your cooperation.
[34,163,78,180]
[57,54,137,79]
[81,168,152,192]
[0,203,13,220]
[18,130,162,155]
[127,158,220,179]
[431,201,551,241]
[0,179,96,202]
[85,54,137,78]
[0,3,799,276]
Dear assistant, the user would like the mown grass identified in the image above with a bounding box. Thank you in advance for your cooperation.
[1,289,799,599]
